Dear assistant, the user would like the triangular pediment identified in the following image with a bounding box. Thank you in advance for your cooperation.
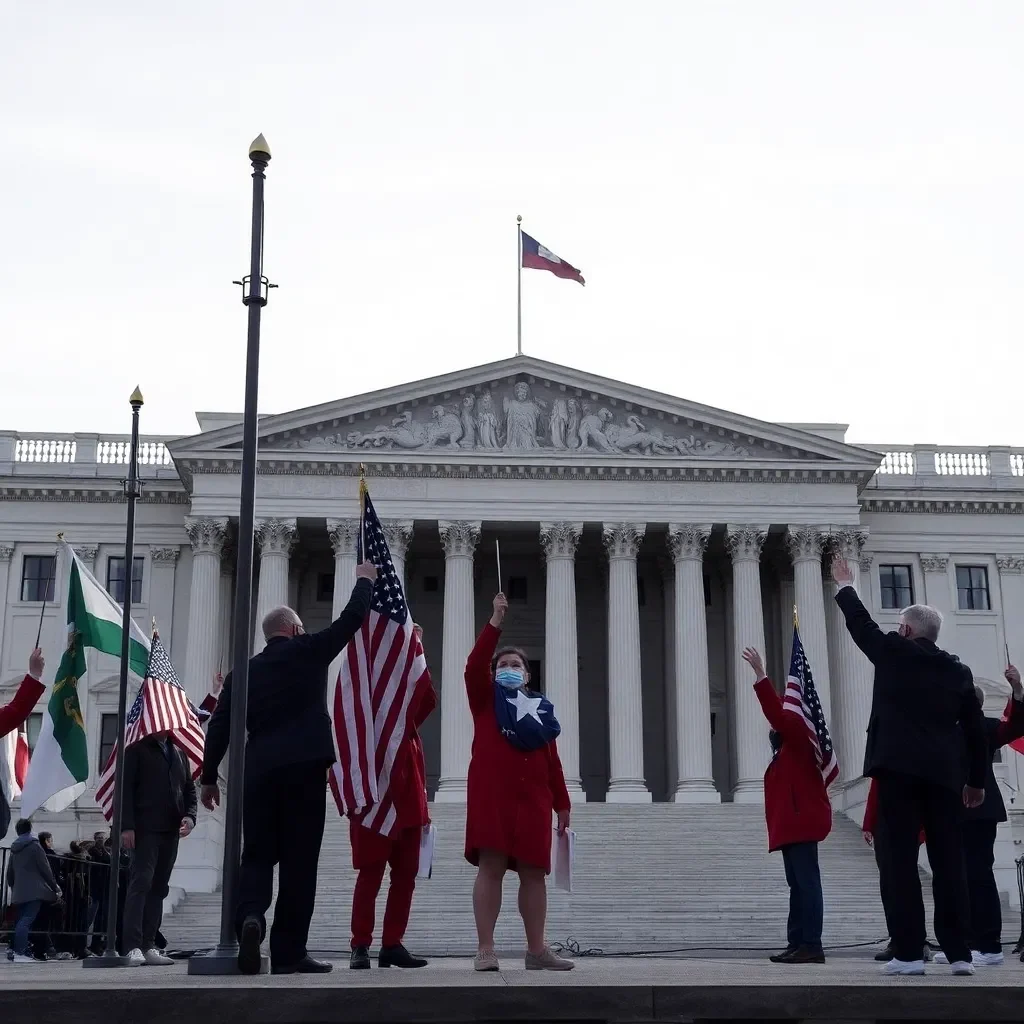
[168,356,880,469]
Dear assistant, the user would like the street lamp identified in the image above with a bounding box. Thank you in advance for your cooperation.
[188,135,273,975]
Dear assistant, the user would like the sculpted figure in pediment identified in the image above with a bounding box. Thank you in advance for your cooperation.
[604,415,677,456]
[549,398,569,449]
[476,391,501,449]
[346,406,464,449]
[577,406,616,452]
[503,382,546,451]
[460,394,477,449]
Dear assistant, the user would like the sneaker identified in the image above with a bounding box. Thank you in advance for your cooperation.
[972,951,1004,967]
[473,950,499,972]
[143,948,174,966]
[933,951,949,965]
[525,947,575,971]
[950,960,975,976]
[9,953,36,965]
[125,948,147,967]
[881,958,925,976]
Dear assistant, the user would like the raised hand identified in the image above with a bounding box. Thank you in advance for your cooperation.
[1006,664,1022,697]
[490,593,508,628]
[355,559,378,582]
[741,646,766,680]
[832,555,854,585]
[28,648,45,681]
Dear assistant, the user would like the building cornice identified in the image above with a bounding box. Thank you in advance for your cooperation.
[861,497,1024,515]
[0,486,188,504]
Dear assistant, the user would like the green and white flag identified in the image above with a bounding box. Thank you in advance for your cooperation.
[20,541,150,817]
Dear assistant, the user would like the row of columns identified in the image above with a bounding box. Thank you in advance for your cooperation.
[179,515,871,802]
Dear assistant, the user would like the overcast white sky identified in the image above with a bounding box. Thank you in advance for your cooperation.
[3,2,1022,446]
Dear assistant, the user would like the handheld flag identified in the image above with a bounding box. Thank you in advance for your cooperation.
[784,624,839,788]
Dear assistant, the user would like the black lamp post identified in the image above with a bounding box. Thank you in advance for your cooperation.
[83,387,144,970]
[188,134,273,976]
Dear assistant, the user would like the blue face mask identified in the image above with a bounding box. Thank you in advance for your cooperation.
[495,668,525,690]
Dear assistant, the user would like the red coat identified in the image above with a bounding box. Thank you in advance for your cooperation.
[464,624,570,874]
[350,683,437,869]
[754,678,832,852]
[0,675,44,739]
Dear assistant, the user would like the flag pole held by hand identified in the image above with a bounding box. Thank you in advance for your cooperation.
[495,538,502,595]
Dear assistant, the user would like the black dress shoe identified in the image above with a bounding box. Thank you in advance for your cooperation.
[769,944,797,963]
[874,943,894,962]
[237,917,263,976]
[350,946,371,970]
[379,944,427,969]
[772,945,825,965]
[272,955,333,975]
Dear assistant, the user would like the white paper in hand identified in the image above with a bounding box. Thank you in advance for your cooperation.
[417,824,436,880]
[552,827,575,893]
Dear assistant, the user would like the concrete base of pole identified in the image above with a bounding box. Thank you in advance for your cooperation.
[186,944,269,976]
[81,953,131,969]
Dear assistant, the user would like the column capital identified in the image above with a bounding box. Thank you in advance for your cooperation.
[726,524,768,563]
[184,516,229,556]
[439,520,481,558]
[602,522,645,560]
[919,553,949,574]
[326,518,360,557]
[381,519,414,559]
[785,526,826,564]
[150,546,180,566]
[858,553,874,573]
[73,544,99,563]
[540,522,583,560]
[997,555,1024,575]
[255,518,297,557]
[667,523,711,562]
[0,543,13,563]
[829,528,869,562]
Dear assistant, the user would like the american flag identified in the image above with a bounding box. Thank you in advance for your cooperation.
[96,631,205,821]
[329,487,432,837]
[784,627,839,788]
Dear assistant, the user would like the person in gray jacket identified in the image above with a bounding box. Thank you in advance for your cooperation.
[5,818,61,963]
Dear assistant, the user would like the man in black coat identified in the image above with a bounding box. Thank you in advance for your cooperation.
[120,734,198,966]
[201,562,376,975]
[832,555,988,975]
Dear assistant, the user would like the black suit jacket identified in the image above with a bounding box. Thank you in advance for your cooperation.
[201,578,373,784]
[834,586,988,793]
[122,736,198,834]
[964,700,1024,824]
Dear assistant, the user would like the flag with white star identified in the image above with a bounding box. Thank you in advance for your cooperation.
[494,677,561,752]
[784,627,839,788]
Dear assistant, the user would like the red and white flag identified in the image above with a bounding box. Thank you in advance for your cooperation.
[1,725,30,802]
[329,487,433,837]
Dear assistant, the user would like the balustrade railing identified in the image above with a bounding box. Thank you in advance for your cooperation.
[8,435,173,466]
[869,445,1024,487]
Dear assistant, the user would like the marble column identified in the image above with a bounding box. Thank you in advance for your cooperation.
[183,518,228,707]
[253,519,297,654]
[0,544,13,669]
[218,545,235,674]
[786,527,833,725]
[997,556,1024,665]
[326,518,360,688]
[603,522,651,802]
[825,529,872,783]
[659,556,677,794]
[381,520,414,593]
[435,520,480,801]
[540,522,584,797]
[667,524,719,803]
[149,547,180,650]
[726,524,769,803]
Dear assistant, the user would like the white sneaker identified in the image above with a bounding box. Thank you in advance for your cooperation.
[972,950,1004,967]
[9,953,36,964]
[881,958,926,975]
[143,948,174,966]
[932,951,949,965]
[125,948,147,967]
[950,960,975,976]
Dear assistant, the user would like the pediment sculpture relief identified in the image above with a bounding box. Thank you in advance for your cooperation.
[283,382,752,457]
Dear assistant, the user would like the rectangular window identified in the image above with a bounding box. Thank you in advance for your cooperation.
[107,556,144,605]
[25,712,43,753]
[956,565,991,610]
[507,576,528,602]
[316,572,334,602]
[21,555,56,602]
[99,713,119,771]
[879,564,914,610]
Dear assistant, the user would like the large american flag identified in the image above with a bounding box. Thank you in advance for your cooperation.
[784,627,839,788]
[329,487,432,837]
[96,631,205,821]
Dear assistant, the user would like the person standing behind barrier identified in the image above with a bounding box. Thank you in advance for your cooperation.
[5,818,61,963]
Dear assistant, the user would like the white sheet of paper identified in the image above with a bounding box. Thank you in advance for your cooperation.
[417,824,436,880]
[552,827,575,893]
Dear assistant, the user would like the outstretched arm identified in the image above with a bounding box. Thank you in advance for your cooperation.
[832,557,889,665]
[304,570,376,664]
[742,647,803,744]
[0,649,46,738]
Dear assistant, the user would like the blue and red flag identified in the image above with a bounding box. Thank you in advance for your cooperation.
[521,231,585,286]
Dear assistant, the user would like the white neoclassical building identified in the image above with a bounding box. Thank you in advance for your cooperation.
[3,355,1024,891]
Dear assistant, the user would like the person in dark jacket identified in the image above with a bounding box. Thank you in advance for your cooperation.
[832,555,988,976]
[743,646,831,964]
[200,561,377,976]
[120,732,198,966]
[5,819,61,963]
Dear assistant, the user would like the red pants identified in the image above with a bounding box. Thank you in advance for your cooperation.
[350,825,420,949]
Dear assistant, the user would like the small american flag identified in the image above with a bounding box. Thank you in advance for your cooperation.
[96,631,205,821]
[784,627,839,788]
[329,486,432,837]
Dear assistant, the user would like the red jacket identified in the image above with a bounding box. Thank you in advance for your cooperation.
[0,675,44,739]
[754,678,832,852]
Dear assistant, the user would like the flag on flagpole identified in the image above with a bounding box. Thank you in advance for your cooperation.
[784,626,840,788]
[95,630,205,821]
[20,541,151,818]
[0,724,30,838]
[520,230,585,285]
[329,485,433,837]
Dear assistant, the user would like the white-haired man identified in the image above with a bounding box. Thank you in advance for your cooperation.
[833,555,988,977]
[200,560,377,975]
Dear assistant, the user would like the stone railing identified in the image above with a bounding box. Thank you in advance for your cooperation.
[866,445,1024,489]
[0,431,179,477]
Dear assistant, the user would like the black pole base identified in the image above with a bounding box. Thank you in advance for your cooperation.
[187,942,269,976]
[82,951,131,969]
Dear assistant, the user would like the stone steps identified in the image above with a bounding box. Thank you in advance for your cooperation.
[165,804,930,955]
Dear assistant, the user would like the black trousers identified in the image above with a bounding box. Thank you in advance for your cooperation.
[236,760,328,968]
[875,772,971,964]
[780,841,823,950]
[122,831,180,953]
[962,820,1001,954]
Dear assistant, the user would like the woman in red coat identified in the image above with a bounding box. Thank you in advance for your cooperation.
[465,593,572,973]
[743,646,831,965]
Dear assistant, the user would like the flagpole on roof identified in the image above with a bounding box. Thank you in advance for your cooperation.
[516,214,523,356]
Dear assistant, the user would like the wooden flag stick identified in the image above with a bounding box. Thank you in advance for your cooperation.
[495,538,502,595]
